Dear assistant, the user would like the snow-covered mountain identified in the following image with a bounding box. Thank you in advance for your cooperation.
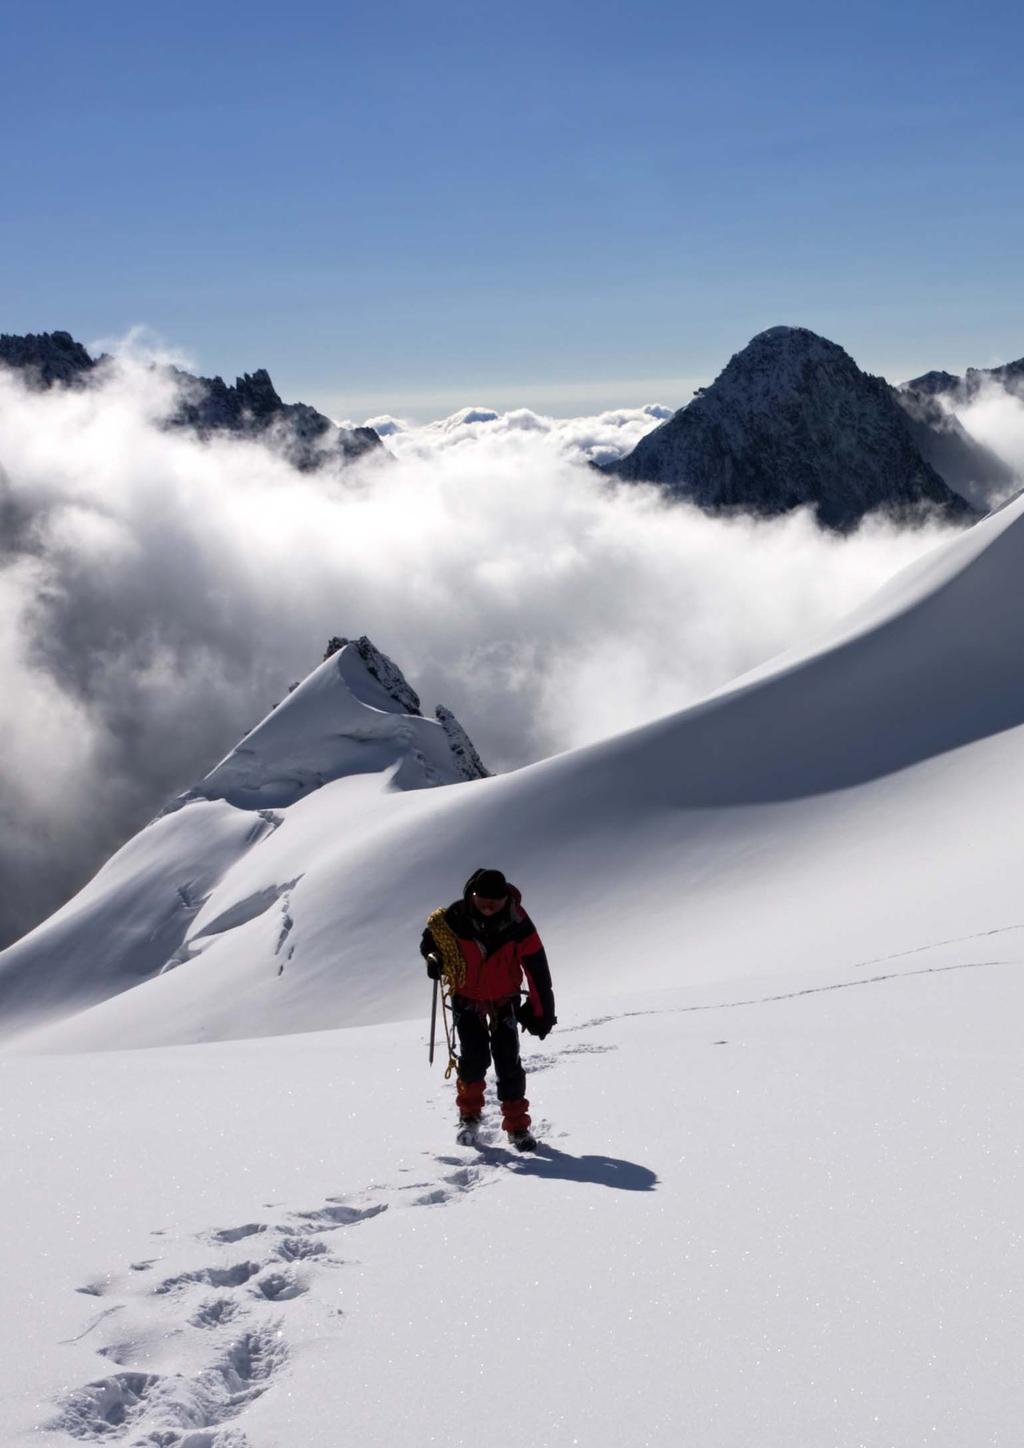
[0,330,380,469]
[607,326,992,528]
[0,636,486,1037]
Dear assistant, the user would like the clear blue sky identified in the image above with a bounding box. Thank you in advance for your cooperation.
[2,0,1022,419]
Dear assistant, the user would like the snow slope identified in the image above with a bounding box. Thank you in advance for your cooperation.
[5,489,1024,1445]
[0,638,485,1037]
[9,490,1024,1052]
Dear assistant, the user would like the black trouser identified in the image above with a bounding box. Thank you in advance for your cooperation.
[452,996,526,1102]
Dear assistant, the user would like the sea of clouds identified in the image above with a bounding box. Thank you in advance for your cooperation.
[1,349,1020,949]
[356,401,675,468]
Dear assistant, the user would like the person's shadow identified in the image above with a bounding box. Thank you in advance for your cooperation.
[476,1141,657,1191]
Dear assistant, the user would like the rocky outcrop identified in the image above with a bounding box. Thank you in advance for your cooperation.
[0,330,380,470]
[322,635,424,715]
[435,705,490,780]
[169,367,380,470]
[0,330,96,387]
[607,327,979,531]
[901,369,962,398]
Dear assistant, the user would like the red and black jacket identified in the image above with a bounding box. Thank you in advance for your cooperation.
[421,871,555,1030]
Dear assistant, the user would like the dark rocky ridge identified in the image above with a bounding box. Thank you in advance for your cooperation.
[0,330,380,471]
[903,356,1024,403]
[0,330,95,386]
[901,369,962,398]
[168,366,380,470]
[607,327,996,531]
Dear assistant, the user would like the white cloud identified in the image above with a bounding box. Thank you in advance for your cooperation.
[372,400,674,467]
[950,381,1024,479]
[0,356,959,947]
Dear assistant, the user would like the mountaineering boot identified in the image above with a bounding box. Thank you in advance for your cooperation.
[507,1127,537,1152]
[456,1116,482,1146]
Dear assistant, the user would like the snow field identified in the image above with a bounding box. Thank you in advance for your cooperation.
[5,942,1023,1447]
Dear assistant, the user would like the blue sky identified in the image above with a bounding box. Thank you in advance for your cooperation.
[2,0,1022,419]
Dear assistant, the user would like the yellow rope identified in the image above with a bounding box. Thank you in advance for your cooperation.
[427,908,465,991]
[427,908,463,1077]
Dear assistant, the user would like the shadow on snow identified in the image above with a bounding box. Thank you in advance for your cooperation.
[477,1142,658,1191]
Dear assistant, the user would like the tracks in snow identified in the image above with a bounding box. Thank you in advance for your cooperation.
[48,1025,639,1444]
[52,1189,379,1446]
[50,1134,548,1444]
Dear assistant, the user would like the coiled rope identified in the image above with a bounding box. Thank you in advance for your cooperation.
[426,907,463,1077]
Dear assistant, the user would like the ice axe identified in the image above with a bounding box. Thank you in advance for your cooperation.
[427,954,441,1065]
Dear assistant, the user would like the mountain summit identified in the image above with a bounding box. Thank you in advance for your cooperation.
[607,326,981,530]
[0,636,487,1036]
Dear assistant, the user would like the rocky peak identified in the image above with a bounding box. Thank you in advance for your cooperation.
[235,368,283,417]
[607,326,978,531]
[322,635,423,715]
[170,364,380,469]
[901,369,962,398]
[322,637,489,780]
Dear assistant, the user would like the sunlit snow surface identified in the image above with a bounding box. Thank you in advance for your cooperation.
[5,492,1024,1443]
[5,961,1023,1447]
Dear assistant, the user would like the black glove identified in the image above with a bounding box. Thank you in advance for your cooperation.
[425,953,442,981]
[516,1000,556,1040]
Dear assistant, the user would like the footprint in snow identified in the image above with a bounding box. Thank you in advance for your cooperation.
[191,1295,245,1329]
[274,1236,331,1263]
[155,1261,263,1295]
[53,1322,286,1443]
[252,1267,308,1302]
[289,1201,388,1233]
[209,1222,267,1244]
